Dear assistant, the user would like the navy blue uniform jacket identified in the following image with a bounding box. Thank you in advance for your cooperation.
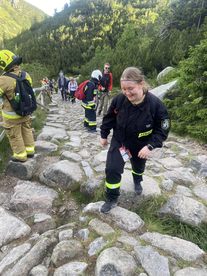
[100,92,170,154]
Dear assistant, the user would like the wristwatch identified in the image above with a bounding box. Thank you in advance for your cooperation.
[147,144,154,151]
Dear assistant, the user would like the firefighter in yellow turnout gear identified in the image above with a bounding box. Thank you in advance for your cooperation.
[0,49,35,162]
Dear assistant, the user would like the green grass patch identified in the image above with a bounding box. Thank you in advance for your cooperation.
[93,181,105,202]
[0,134,11,173]
[71,190,92,205]
[133,196,207,251]
[32,106,47,136]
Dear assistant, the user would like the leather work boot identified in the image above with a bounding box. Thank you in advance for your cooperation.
[134,181,143,195]
[100,199,118,214]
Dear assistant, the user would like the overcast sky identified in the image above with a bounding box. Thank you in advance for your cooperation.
[25,0,69,16]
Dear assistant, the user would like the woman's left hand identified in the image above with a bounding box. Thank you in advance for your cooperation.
[138,146,151,159]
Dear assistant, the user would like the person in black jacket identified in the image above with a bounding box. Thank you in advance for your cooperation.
[100,67,170,213]
[81,70,102,132]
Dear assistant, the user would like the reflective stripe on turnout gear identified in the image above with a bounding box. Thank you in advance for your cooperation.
[0,87,3,96]
[26,145,35,154]
[2,110,22,119]
[105,181,121,189]
[81,102,95,109]
[13,150,27,160]
[88,120,97,126]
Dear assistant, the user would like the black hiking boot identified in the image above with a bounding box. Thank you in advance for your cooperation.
[100,199,118,214]
[88,128,97,133]
[27,154,34,158]
[11,157,27,163]
[134,181,143,195]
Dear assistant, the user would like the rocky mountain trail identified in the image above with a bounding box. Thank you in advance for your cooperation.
[0,94,206,276]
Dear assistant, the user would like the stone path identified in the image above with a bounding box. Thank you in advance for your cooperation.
[0,94,207,276]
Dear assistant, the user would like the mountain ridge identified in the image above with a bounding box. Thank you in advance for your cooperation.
[0,0,48,44]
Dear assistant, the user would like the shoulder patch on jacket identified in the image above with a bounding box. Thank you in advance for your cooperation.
[161,119,170,130]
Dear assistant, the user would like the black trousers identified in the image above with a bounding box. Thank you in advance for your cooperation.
[84,108,97,130]
[105,144,146,200]
[60,88,67,101]
[69,90,76,101]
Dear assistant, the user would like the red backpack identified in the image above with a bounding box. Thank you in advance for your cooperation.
[74,80,89,100]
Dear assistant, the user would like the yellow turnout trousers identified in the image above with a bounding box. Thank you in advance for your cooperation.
[4,118,35,161]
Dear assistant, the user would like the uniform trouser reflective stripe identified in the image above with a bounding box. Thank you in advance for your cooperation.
[105,181,121,189]
[26,146,35,154]
[4,119,34,158]
[131,159,146,182]
[88,121,97,126]
[13,150,27,160]
[85,108,96,129]
[132,170,143,176]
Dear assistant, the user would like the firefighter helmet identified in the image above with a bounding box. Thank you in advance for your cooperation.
[91,70,102,81]
[0,49,22,71]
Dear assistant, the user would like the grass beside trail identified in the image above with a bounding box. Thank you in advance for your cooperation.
[133,196,207,251]
[0,134,11,173]
[32,107,48,137]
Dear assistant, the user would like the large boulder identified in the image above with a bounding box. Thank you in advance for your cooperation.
[40,160,83,191]
[157,66,175,83]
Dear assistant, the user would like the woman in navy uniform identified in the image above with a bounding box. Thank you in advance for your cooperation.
[100,67,170,213]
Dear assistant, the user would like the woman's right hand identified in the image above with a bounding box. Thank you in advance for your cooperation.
[100,138,108,146]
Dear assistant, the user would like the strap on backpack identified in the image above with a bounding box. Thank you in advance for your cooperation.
[4,71,26,80]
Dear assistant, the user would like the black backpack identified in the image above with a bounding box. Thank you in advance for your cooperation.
[4,71,37,116]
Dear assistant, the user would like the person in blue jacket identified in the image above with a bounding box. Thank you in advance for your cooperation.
[100,67,170,213]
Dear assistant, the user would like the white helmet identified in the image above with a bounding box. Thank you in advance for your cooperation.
[91,69,102,81]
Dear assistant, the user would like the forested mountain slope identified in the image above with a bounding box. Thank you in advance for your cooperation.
[0,0,47,45]
[5,0,206,80]
[2,0,207,142]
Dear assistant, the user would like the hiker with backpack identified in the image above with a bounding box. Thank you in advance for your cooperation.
[97,63,113,117]
[80,70,102,133]
[0,49,36,162]
[57,71,68,101]
[99,67,170,213]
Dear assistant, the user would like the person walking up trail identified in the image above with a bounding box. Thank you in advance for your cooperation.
[0,49,35,162]
[97,63,113,116]
[57,71,68,101]
[68,78,78,103]
[81,70,102,133]
[100,67,170,213]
